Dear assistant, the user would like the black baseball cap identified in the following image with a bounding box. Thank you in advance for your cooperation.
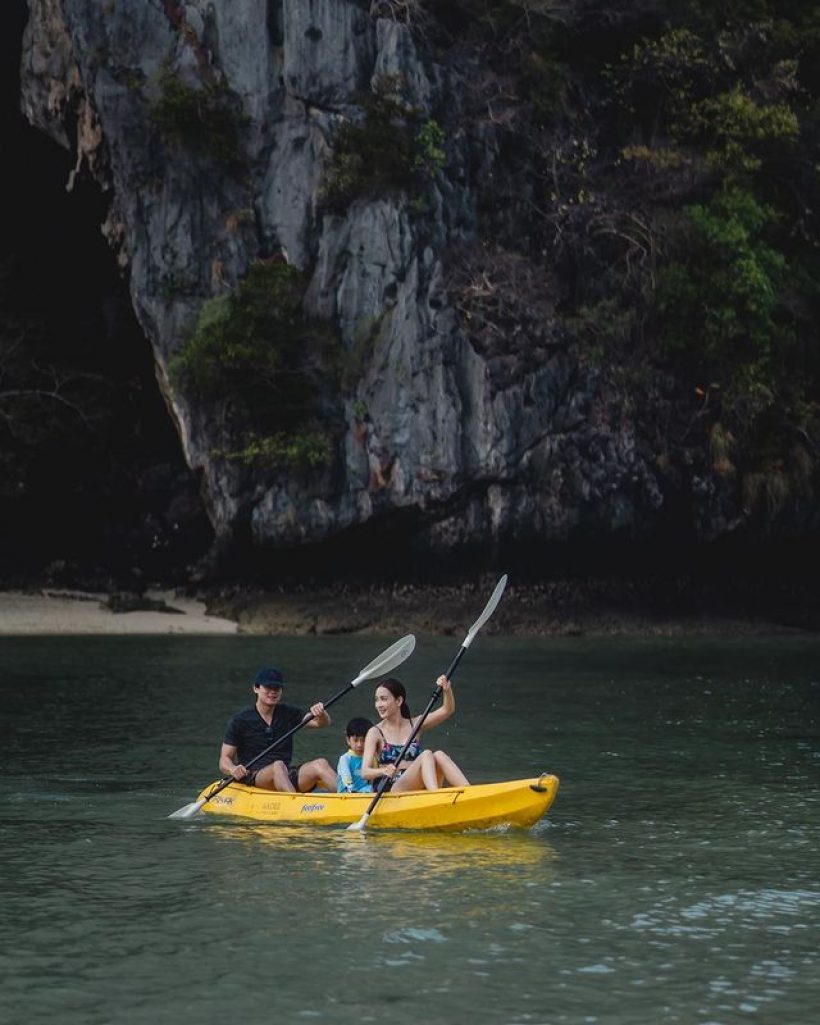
[254,667,284,688]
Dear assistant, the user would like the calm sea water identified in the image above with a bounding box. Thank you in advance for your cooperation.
[1,633,818,1025]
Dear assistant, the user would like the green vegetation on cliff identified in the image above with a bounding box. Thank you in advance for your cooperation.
[170,261,339,469]
[150,66,246,166]
[424,0,819,526]
[323,75,446,211]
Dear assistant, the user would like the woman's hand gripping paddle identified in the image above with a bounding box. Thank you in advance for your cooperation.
[168,634,417,819]
[347,575,508,832]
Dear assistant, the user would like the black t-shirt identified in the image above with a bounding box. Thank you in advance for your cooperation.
[223,703,305,769]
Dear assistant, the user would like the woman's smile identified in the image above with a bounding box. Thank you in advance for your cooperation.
[374,686,396,717]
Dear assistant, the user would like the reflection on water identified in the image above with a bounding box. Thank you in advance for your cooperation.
[199,821,559,939]
[203,820,558,872]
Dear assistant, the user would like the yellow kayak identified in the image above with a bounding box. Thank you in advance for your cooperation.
[194,774,559,831]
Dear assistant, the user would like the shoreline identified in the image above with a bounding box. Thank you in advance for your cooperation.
[207,580,818,638]
[0,588,237,635]
[3,577,816,637]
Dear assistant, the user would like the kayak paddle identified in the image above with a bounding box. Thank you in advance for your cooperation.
[347,574,508,831]
[168,633,417,819]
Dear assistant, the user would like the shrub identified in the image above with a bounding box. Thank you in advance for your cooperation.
[216,430,334,470]
[150,67,245,166]
[170,261,338,469]
[658,187,786,371]
[686,85,799,173]
[323,77,446,210]
[655,185,802,445]
[607,28,713,143]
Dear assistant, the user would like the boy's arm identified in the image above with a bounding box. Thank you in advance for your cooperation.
[337,752,354,791]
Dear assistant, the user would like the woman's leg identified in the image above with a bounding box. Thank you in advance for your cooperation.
[391,750,439,792]
[433,750,469,787]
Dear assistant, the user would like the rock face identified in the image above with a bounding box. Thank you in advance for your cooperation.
[17,0,739,569]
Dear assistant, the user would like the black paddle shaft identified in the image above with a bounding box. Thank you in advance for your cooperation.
[203,680,355,804]
[363,643,468,810]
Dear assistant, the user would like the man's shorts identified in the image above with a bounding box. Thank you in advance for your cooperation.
[245,762,301,789]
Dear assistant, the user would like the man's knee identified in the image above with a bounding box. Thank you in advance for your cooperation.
[296,760,318,790]
[273,761,295,790]
[297,758,335,791]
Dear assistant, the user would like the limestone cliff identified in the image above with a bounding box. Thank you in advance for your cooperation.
[18,0,818,573]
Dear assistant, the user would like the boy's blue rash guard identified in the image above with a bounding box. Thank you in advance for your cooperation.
[336,750,372,793]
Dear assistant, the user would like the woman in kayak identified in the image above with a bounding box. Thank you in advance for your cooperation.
[360,676,469,791]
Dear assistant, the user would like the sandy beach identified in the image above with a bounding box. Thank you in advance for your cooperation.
[0,588,237,635]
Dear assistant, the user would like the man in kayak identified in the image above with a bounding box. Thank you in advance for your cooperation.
[219,667,337,792]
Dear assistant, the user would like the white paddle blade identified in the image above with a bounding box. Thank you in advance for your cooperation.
[350,634,416,688]
[347,813,370,832]
[463,574,508,648]
[167,798,205,820]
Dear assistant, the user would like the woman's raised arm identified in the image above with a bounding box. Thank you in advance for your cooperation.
[417,675,456,731]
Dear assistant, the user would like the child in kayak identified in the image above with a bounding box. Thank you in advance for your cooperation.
[336,717,375,793]
[360,676,469,792]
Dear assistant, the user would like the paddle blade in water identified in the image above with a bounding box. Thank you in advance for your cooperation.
[167,798,205,820]
[346,813,369,832]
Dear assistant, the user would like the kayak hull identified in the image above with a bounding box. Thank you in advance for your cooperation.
[194,774,559,831]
